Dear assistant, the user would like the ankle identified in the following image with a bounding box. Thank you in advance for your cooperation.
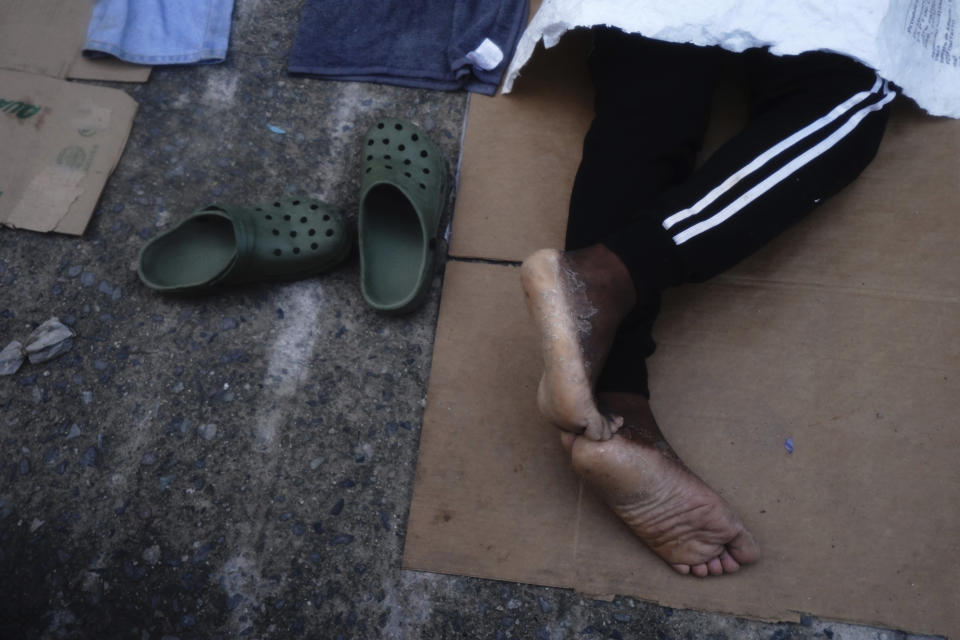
[565,245,636,315]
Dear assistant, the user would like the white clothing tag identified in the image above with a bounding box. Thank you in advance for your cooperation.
[466,38,504,71]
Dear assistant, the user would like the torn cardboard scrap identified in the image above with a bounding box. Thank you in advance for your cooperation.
[0,69,137,235]
[0,0,151,83]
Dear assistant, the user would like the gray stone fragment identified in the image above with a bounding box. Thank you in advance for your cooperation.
[142,545,161,565]
[80,447,99,467]
[198,423,217,441]
[25,317,75,364]
[0,341,24,376]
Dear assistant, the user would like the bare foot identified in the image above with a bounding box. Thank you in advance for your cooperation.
[520,247,635,441]
[562,393,760,576]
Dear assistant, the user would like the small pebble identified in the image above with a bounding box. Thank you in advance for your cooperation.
[198,424,217,441]
[18,374,37,386]
[80,447,99,467]
[226,594,244,611]
[330,498,344,516]
[0,341,24,376]
[193,543,211,563]
[329,534,354,546]
[143,545,161,565]
[65,424,82,440]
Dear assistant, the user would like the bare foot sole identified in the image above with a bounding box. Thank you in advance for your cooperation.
[560,409,760,577]
[520,248,624,441]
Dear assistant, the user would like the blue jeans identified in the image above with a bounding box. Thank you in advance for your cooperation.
[84,0,235,65]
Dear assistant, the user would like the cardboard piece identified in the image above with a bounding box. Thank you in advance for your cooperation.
[449,31,594,262]
[0,69,137,235]
[406,30,960,639]
[0,0,151,83]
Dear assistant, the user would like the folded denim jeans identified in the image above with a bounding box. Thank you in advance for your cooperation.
[83,0,235,65]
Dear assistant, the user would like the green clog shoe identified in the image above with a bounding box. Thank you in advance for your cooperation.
[358,118,448,314]
[138,198,352,292]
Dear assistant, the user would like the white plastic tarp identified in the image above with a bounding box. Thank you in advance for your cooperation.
[504,0,960,118]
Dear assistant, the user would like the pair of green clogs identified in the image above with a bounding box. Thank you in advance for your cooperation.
[137,118,447,315]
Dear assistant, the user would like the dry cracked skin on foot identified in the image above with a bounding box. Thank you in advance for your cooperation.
[562,394,761,577]
[520,248,623,441]
[523,249,759,576]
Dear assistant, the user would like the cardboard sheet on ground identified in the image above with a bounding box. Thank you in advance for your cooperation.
[0,70,137,235]
[0,0,151,83]
[404,31,960,639]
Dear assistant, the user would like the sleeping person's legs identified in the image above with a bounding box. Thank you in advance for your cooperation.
[522,31,895,576]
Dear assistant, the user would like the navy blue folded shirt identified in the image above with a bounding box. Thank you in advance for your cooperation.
[288,0,529,95]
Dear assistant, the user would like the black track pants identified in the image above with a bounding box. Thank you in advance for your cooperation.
[565,30,896,398]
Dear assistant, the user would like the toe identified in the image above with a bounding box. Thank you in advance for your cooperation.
[728,529,761,565]
[609,413,624,433]
[671,563,691,575]
[590,412,618,441]
[559,432,577,453]
[719,550,740,573]
[691,563,709,578]
[707,557,724,575]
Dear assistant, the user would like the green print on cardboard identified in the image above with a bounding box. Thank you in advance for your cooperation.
[0,98,42,119]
